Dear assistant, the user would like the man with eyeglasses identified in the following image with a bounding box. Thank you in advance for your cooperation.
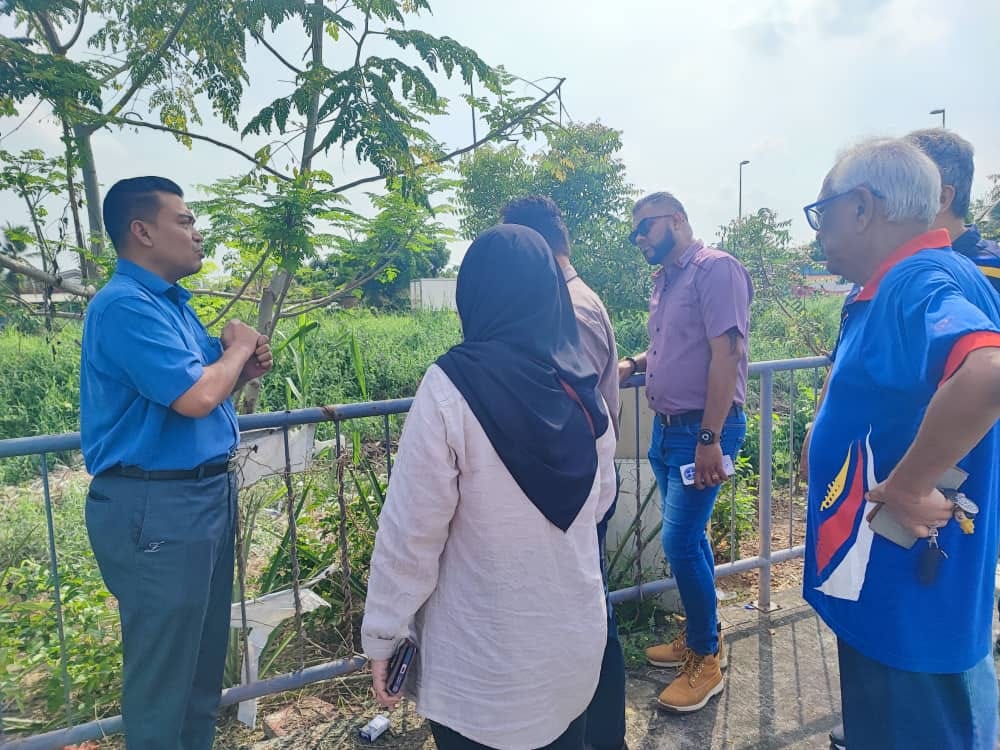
[805,127,1000,750]
[618,192,752,713]
[801,138,1000,749]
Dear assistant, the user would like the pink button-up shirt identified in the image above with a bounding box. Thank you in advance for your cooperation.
[645,240,752,415]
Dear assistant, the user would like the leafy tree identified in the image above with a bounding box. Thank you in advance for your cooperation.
[720,209,827,356]
[309,183,455,310]
[2,0,253,257]
[455,122,649,316]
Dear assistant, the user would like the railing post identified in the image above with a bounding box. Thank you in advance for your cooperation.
[40,454,74,726]
[754,370,779,611]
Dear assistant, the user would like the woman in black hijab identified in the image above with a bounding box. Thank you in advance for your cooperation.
[436,223,609,531]
[362,225,617,750]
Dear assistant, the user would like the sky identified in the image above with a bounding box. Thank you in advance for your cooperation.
[2,0,999,268]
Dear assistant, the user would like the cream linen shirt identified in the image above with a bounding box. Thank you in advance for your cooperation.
[361,364,617,749]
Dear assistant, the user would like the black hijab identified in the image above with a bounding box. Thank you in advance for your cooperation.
[435,224,609,532]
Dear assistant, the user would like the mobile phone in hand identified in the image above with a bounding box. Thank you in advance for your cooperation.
[680,455,735,486]
[386,638,417,695]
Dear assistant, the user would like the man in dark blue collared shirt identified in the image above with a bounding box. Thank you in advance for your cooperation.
[81,176,272,749]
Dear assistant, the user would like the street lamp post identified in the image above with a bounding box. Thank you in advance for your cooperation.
[930,108,946,128]
[738,160,750,223]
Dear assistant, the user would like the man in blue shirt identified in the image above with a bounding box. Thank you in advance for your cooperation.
[906,129,1000,294]
[802,139,1000,749]
[81,177,273,749]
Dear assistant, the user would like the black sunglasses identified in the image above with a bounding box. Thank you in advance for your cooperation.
[629,214,675,246]
[803,187,885,232]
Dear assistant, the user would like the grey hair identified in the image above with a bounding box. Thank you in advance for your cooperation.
[633,191,687,218]
[905,128,975,219]
[828,138,941,227]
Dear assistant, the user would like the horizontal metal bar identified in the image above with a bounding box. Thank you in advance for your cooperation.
[1,656,369,750]
[749,356,829,375]
[619,356,828,391]
[0,399,415,459]
[609,545,805,605]
[0,432,81,459]
[0,357,830,460]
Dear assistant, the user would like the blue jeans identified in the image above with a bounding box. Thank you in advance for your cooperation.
[648,411,747,656]
[838,638,998,749]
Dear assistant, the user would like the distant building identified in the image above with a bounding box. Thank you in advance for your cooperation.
[409,278,457,311]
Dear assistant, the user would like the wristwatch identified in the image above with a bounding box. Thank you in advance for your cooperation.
[698,428,717,446]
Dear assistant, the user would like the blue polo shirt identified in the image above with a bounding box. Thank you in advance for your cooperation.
[80,259,239,475]
[804,229,1000,674]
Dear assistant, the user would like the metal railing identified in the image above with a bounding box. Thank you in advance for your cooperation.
[0,355,828,749]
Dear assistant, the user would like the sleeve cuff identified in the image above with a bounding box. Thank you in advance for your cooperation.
[361,633,399,661]
[940,331,1000,385]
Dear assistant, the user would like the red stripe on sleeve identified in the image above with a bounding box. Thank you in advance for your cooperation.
[940,331,1000,385]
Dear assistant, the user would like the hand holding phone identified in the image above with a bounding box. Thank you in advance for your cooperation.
[680,455,735,486]
[386,638,417,695]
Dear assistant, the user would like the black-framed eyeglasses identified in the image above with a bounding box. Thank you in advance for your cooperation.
[803,187,884,231]
[629,214,675,246]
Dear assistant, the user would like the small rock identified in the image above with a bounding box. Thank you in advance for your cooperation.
[263,696,336,738]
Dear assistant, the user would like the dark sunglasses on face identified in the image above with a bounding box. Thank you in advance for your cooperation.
[629,214,675,246]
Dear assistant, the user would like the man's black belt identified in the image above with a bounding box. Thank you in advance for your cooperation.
[102,460,234,481]
[657,404,743,428]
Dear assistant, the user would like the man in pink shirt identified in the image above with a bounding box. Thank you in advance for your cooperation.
[619,191,752,713]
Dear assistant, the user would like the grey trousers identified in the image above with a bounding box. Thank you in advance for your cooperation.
[86,471,237,750]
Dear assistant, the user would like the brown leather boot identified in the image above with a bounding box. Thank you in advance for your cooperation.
[645,626,687,668]
[646,627,728,669]
[656,649,724,713]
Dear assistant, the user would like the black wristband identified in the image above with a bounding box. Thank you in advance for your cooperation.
[625,356,638,375]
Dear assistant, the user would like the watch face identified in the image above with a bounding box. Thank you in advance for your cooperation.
[698,429,715,445]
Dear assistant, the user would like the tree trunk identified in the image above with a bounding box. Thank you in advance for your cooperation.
[74,125,105,255]
[242,0,324,414]
[61,117,93,279]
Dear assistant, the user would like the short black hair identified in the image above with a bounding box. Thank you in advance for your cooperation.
[102,176,184,253]
[633,191,687,218]
[905,129,975,219]
[500,195,571,256]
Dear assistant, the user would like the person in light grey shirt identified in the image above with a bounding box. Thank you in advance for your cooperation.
[502,196,627,750]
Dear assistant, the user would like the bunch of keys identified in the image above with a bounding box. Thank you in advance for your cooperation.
[917,490,978,586]
[944,489,979,534]
[918,527,947,586]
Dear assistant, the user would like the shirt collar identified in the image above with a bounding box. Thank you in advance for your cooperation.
[854,228,951,302]
[652,239,704,279]
[674,239,704,268]
[115,258,191,303]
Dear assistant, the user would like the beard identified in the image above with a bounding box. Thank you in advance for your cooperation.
[645,229,677,266]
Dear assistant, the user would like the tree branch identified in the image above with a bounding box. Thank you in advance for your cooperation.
[1,294,84,320]
[110,115,292,181]
[0,253,96,298]
[31,12,63,52]
[252,32,303,75]
[277,259,389,319]
[57,0,88,54]
[99,61,132,85]
[189,289,263,303]
[323,78,565,192]
[103,0,197,122]
[203,251,271,328]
